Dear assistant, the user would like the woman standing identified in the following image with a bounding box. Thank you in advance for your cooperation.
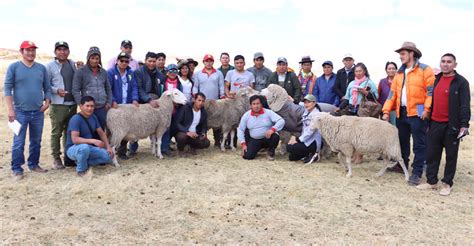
[378,62,397,125]
[178,61,194,102]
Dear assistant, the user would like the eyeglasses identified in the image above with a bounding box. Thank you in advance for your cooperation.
[119,59,130,64]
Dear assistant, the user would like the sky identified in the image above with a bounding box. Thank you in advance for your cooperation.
[0,0,473,80]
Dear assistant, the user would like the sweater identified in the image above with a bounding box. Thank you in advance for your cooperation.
[237,108,285,143]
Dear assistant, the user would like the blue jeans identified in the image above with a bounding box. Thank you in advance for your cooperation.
[66,144,112,172]
[94,106,108,130]
[11,109,44,174]
[396,106,427,177]
[128,129,170,153]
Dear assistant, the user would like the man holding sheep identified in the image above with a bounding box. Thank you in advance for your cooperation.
[238,95,285,161]
[382,41,435,186]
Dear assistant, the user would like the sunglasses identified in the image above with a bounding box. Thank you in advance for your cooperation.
[119,59,130,64]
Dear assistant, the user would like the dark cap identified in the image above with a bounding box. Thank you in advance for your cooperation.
[54,41,69,50]
[121,40,132,48]
[117,52,130,60]
[322,60,333,67]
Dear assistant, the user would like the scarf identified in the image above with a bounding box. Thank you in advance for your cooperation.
[165,77,178,91]
[299,70,316,94]
[352,76,367,106]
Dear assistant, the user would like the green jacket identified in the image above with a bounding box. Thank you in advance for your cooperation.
[266,71,302,103]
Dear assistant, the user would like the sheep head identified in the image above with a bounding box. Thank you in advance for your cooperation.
[162,88,187,105]
[261,84,289,112]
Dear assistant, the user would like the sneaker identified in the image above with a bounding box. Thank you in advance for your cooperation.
[304,153,320,165]
[407,174,421,186]
[416,183,438,190]
[30,166,48,173]
[439,182,451,196]
[12,172,24,181]
[53,158,65,169]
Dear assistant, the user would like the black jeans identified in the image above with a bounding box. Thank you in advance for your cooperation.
[425,121,460,187]
[243,133,280,160]
[396,106,427,177]
[213,128,222,146]
[286,141,317,161]
[175,132,210,151]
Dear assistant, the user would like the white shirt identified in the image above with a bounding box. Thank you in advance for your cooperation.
[401,66,413,107]
[188,109,201,133]
[179,76,193,102]
[121,73,128,104]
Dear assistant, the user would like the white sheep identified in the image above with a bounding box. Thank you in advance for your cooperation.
[106,89,187,165]
[205,87,258,151]
[310,112,409,180]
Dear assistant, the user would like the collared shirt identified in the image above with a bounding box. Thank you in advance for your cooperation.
[120,73,128,104]
[192,68,225,100]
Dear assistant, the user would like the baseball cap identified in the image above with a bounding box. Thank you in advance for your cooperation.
[20,41,38,49]
[343,53,354,60]
[54,41,69,50]
[277,57,287,64]
[203,54,214,62]
[322,60,333,67]
[121,40,133,48]
[253,52,264,60]
[303,94,316,102]
[166,64,179,73]
[117,52,130,60]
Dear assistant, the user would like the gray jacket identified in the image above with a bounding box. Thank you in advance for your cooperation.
[277,101,305,132]
[46,59,76,105]
[72,66,112,108]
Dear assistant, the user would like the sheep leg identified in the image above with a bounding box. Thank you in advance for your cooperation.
[150,135,157,157]
[111,146,120,167]
[221,129,229,152]
[230,129,236,151]
[398,158,410,181]
[376,157,390,177]
[279,131,290,155]
[345,155,353,178]
[156,137,163,159]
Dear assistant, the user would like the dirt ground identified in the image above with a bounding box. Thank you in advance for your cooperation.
[0,58,473,244]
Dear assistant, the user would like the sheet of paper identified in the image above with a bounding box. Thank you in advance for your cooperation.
[8,120,21,136]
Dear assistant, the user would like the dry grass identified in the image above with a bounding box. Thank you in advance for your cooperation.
[0,58,473,244]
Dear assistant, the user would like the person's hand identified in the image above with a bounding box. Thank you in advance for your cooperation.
[107,146,114,158]
[265,129,274,139]
[76,61,84,69]
[112,102,119,109]
[92,139,105,148]
[288,138,297,145]
[382,113,390,121]
[149,100,159,108]
[105,103,111,110]
[421,111,429,120]
[186,132,198,139]
[57,88,67,97]
[335,107,340,112]
[241,144,247,156]
[7,110,15,122]
[40,100,50,112]
[132,101,139,107]
[287,96,294,102]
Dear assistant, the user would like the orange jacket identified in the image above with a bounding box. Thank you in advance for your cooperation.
[382,60,435,118]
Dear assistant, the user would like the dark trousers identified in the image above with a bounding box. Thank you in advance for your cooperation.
[426,121,460,187]
[287,141,317,161]
[243,133,280,160]
[396,106,427,177]
[117,140,128,156]
[213,128,222,146]
[175,132,210,151]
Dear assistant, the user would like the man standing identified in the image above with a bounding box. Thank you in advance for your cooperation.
[66,96,113,176]
[192,54,225,147]
[297,56,317,96]
[175,93,211,156]
[218,52,234,79]
[267,57,302,104]
[334,53,355,100]
[238,95,285,161]
[247,52,272,92]
[416,53,470,195]
[108,52,140,159]
[313,61,339,106]
[107,40,139,71]
[225,55,255,98]
[382,41,435,186]
[46,41,78,169]
[4,41,52,180]
[156,52,167,74]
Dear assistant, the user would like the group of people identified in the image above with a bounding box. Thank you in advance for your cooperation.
[4,39,470,196]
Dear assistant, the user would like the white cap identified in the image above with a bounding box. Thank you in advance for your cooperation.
[343,53,354,60]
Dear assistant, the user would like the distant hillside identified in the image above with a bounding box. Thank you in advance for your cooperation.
[0,48,53,60]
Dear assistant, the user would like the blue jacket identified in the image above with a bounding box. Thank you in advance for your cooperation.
[134,66,166,103]
[107,66,139,104]
[310,73,339,106]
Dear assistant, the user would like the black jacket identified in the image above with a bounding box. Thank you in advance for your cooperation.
[175,103,208,135]
[430,71,471,133]
[334,67,355,98]
[266,71,302,103]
